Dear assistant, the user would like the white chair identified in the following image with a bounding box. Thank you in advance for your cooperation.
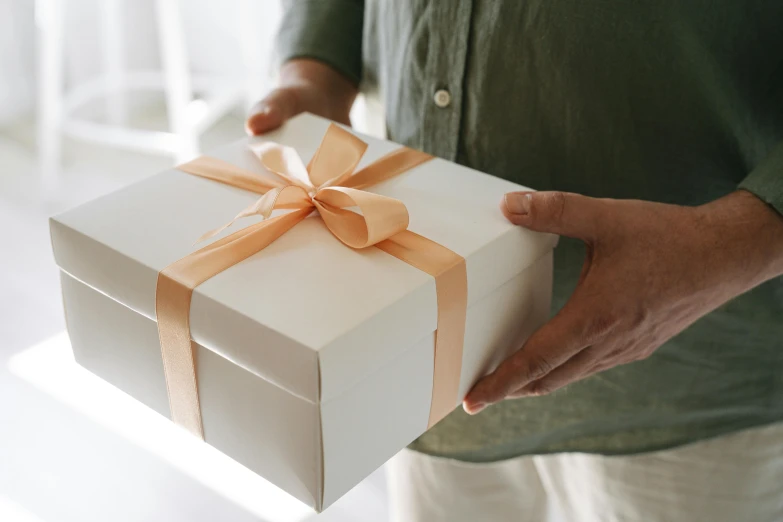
[36,0,269,190]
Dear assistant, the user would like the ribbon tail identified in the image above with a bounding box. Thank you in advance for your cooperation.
[156,208,311,439]
[195,222,233,245]
[376,229,468,428]
[194,186,313,245]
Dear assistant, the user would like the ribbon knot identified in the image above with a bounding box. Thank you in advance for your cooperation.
[197,124,410,249]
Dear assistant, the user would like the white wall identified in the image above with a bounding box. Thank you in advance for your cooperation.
[0,0,283,126]
[0,0,386,137]
[0,0,36,124]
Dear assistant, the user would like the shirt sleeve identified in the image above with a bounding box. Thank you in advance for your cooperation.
[738,140,783,216]
[275,0,365,86]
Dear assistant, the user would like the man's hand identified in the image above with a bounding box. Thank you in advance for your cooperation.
[463,189,783,415]
[246,59,358,135]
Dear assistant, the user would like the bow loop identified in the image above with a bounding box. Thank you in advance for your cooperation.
[250,142,313,191]
[307,124,368,188]
[314,187,410,249]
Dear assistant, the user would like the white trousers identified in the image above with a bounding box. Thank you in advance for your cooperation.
[387,422,783,522]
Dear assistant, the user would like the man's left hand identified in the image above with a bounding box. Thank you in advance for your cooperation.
[463,189,783,415]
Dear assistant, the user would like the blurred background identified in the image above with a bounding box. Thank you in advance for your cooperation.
[0,1,386,520]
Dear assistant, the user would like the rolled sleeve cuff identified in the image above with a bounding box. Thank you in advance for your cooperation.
[276,0,364,85]
[738,140,783,216]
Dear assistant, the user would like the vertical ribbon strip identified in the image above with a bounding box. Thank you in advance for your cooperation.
[377,230,468,428]
[156,124,467,438]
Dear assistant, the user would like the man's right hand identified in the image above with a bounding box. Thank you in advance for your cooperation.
[245,59,358,136]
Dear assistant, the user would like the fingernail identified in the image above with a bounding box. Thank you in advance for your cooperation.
[463,401,487,415]
[505,193,531,215]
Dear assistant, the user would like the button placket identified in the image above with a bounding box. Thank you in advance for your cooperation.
[420,1,474,161]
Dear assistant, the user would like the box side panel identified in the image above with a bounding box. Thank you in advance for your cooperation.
[464,230,558,315]
[317,276,437,404]
[458,251,554,399]
[62,270,170,416]
[320,332,434,509]
[61,272,321,509]
[319,252,554,508]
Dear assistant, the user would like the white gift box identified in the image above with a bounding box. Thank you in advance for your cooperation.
[51,113,558,511]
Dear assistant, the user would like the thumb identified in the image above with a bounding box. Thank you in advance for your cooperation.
[501,191,599,240]
[463,291,593,412]
[245,87,302,136]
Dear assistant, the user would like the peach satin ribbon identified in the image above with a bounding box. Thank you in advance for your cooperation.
[155,124,467,439]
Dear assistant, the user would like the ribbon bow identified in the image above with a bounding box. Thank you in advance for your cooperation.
[156,123,467,440]
[197,124,413,249]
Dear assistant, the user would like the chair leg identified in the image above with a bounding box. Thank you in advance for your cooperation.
[101,0,127,126]
[36,0,64,191]
[155,0,198,163]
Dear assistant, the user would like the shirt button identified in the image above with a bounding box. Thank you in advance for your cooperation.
[433,89,451,108]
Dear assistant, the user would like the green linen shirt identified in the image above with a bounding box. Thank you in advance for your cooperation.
[277,0,783,461]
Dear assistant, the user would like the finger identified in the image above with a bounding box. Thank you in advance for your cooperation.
[506,346,605,398]
[589,347,645,373]
[510,346,639,399]
[501,191,601,241]
[245,88,302,135]
[463,299,593,414]
[589,360,618,375]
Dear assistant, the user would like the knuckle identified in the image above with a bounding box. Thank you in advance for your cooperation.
[628,305,650,330]
[635,346,657,361]
[255,91,278,109]
[263,87,301,114]
[526,380,556,396]
[534,191,567,226]
[516,351,555,382]
[587,313,619,341]
[550,191,568,222]
[280,86,304,111]
[581,347,605,369]
[475,373,507,402]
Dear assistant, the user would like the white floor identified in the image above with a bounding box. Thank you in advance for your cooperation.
[0,108,390,522]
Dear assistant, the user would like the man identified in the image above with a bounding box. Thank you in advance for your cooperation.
[247,2,783,520]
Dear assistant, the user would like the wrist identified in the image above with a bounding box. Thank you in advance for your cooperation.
[697,190,783,289]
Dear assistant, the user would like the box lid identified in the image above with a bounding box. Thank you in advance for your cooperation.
[51,113,558,405]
